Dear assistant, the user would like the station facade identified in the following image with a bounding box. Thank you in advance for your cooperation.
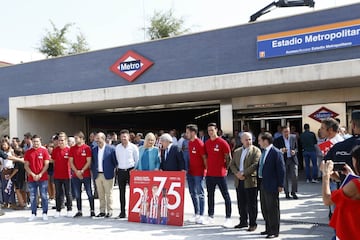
[1,3,360,140]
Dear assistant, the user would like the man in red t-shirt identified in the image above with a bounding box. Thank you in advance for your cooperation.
[69,131,94,217]
[52,132,72,218]
[204,123,233,228]
[24,135,50,221]
[185,124,207,224]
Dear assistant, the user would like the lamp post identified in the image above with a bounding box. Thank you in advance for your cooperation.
[249,0,315,22]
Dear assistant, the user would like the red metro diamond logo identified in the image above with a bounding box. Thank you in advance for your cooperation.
[110,50,153,82]
[308,106,339,123]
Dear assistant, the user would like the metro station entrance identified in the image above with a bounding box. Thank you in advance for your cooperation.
[233,108,303,138]
[85,104,220,135]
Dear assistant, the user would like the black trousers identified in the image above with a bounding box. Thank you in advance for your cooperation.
[54,179,72,212]
[284,158,298,194]
[117,169,132,214]
[260,185,280,235]
[236,180,258,227]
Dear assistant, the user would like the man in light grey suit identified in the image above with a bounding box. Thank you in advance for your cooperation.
[273,126,299,199]
[230,132,261,232]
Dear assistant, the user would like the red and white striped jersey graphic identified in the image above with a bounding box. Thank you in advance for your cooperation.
[160,197,168,217]
[149,196,159,219]
[140,194,148,216]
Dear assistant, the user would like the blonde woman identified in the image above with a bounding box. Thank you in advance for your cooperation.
[136,133,160,171]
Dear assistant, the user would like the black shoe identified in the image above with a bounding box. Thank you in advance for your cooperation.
[247,226,257,232]
[73,212,83,218]
[105,213,112,218]
[261,231,268,235]
[96,213,106,218]
[266,234,279,238]
[118,213,126,219]
[285,193,291,199]
[234,223,248,229]
[90,211,96,217]
[292,193,298,200]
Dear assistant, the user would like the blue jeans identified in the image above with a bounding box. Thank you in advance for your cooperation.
[303,151,318,180]
[72,177,94,212]
[28,180,48,215]
[187,174,205,216]
[206,176,232,218]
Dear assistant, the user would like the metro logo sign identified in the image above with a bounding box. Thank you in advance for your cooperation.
[308,106,339,123]
[110,50,153,82]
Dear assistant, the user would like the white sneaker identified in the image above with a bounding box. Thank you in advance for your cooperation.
[223,218,233,228]
[66,211,72,218]
[54,211,60,218]
[42,213,48,221]
[28,214,36,221]
[186,215,197,223]
[204,216,215,225]
[306,179,310,183]
[312,179,319,183]
[196,215,205,224]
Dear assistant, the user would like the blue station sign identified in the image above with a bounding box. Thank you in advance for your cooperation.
[257,19,360,59]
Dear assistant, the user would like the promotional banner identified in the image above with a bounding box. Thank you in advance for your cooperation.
[257,19,360,59]
[318,140,333,157]
[128,170,186,226]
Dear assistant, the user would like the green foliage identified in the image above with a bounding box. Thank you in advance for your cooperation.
[145,9,189,40]
[38,20,90,57]
[68,32,90,55]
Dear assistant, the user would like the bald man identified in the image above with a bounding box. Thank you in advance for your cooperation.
[230,132,261,231]
[91,132,118,218]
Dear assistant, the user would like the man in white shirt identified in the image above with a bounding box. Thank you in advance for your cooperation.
[91,132,118,218]
[115,129,139,218]
[320,118,344,145]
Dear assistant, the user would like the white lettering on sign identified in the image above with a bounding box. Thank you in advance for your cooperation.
[120,60,141,72]
[305,28,360,43]
[272,37,303,48]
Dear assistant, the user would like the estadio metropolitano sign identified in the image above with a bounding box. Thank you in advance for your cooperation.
[257,19,360,59]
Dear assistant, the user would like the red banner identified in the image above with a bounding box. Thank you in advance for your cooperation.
[128,170,186,226]
[318,140,333,156]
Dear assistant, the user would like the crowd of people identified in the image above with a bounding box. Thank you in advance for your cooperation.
[0,111,359,239]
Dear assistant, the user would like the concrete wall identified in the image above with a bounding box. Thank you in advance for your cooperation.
[232,86,360,110]
[0,4,360,116]
[302,103,346,134]
[10,109,85,141]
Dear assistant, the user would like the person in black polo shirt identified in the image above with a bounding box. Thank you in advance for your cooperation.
[300,124,318,183]
[325,110,360,181]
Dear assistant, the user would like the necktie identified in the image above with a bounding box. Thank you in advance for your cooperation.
[258,149,267,178]
[165,148,169,160]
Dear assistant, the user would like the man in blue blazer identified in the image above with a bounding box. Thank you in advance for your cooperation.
[91,132,118,218]
[159,133,185,171]
[258,132,285,239]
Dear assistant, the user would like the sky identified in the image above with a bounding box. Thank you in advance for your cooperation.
[1,0,359,63]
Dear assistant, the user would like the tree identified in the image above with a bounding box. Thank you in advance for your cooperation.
[38,20,90,57]
[145,9,189,40]
[68,32,90,55]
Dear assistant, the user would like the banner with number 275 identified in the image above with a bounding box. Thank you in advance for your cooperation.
[128,171,186,226]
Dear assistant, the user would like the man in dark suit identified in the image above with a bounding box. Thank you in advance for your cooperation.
[91,132,118,218]
[230,132,261,232]
[258,132,285,239]
[199,130,209,143]
[273,126,299,199]
[159,133,185,171]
